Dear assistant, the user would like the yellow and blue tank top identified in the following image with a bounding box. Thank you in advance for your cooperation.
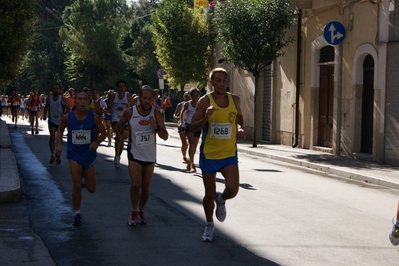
[200,92,238,160]
[88,99,96,112]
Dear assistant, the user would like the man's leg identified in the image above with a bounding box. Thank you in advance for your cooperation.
[14,109,18,126]
[83,165,96,194]
[390,201,399,245]
[187,133,199,172]
[178,131,188,163]
[201,171,217,241]
[48,127,57,163]
[127,160,142,225]
[69,160,84,210]
[202,172,217,222]
[35,114,39,133]
[128,160,143,210]
[112,123,123,167]
[138,163,155,211]
[220,165,240,200]
[29,113,34,134]
[69,160,84,226]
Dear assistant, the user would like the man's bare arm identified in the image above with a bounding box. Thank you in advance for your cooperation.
[55,114,68,154]
[154,109,168,141]
[116,108,131,138]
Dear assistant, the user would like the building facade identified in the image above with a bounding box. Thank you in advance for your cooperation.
[220,0,399,166]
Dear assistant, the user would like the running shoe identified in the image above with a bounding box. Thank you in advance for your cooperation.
[389,217,399,246]
[49,155,55,164]
[55,152,61,164]
[127,211,138,226]
[189,164,196,173]
[214,192,226,222]
[201,224,215,242]
[35,130,39,135]
[107,141,112,147]
[114,156,120,168]
[72,213,82,226]
[31,129,34,135]
[138,211,147,224]
[182,157,188,164]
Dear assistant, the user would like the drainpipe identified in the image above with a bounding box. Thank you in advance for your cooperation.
[336,43,343,155]
[293,9,302,148]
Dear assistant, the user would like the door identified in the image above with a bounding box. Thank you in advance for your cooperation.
[361,55,374,153]
[318,65,334,147]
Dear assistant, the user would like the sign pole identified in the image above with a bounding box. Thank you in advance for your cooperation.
[157,69,165,121]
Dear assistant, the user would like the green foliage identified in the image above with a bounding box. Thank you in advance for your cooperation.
[213,0,295,147]
[152,0,211,88]
[60,0,130,88]
[213,0,295,77]
[0,0,40,85]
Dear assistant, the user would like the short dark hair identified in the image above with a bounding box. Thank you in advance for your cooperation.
[116,80,126,87]
[190,88,200,96]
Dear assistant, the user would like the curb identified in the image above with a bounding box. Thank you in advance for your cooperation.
[0,120,21,203]
[165,125,399,191]
[237,147,399,191]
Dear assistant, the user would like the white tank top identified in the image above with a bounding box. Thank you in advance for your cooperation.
[184,101,196,125]
[111,92,129,122]
[128,106,156,162]
[49,96,64,125]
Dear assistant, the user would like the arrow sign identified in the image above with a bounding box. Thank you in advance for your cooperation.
[323,21,346,45]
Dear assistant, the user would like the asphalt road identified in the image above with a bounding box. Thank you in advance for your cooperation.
[7,121,399,265]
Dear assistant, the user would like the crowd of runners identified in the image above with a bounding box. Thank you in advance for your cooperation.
[1,68,249,242]
[3,69,399,245]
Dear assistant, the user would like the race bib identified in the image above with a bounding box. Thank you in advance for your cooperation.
[72,130,91,144]
[31,106,38,111]
[13,102,18,106]
[135,130,154,146]
[210,123,232,139]
[51,113,60,120]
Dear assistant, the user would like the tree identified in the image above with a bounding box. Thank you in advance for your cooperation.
[121,0,161,91]
[152,0,210,97]
[0,0,39,85]
[128,20,161,89]
[213,0,295,147]
[60,0,131,88]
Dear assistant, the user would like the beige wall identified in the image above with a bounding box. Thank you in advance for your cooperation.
[213,1,389,164]
[295,2,381,156]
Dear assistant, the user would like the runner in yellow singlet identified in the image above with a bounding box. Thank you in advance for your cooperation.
[189,67,247,242]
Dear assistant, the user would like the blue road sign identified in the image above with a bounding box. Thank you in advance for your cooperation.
[323,21,346,45]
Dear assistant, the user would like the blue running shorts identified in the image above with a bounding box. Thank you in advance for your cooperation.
[199,155,238,175]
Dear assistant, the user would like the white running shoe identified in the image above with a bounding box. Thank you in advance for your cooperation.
[114,156,120,168]
[127,211,138,226]
[138,211,147,224]
[214,192,226,222]
[389,216,399,246]
[201,224,214,242]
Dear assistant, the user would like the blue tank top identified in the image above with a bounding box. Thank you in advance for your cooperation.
[67,111,96,157]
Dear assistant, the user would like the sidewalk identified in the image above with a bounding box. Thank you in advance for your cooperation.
[0,119,21,203]
[165,122,399,190]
